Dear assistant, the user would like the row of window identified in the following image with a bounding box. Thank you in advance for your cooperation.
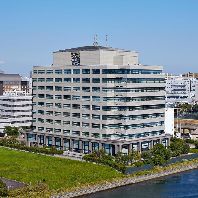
[35,94,164,102]
[33,69,162,75]
[35,109,164,120]
[33,86,164,93]
[35,118,164,130]
[32,77,165,84]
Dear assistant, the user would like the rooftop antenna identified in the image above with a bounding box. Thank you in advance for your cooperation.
[93,34,98,46]
[105,34,108,47]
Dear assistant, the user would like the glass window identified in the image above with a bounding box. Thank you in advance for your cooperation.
[73,69,80,74]
[46,70,53,74]
[38,70,45,74]
[82,78,90,83]
[82,69,90,74]
[64,78,71,82]
[73,78,80,83]
[55,69,62,74]
[64,69,71,74]
[55,78,62,82]
[46,78,53,82]
[92,78,100,83]
[92,69,100,74]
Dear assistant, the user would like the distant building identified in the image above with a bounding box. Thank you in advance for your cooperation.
[0,72,31,95]
[28,45,171,155]
[0,91,32,130]
[165,75,198,104]
[182,72,198,79]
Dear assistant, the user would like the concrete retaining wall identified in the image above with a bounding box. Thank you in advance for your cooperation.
[52,162,198,198]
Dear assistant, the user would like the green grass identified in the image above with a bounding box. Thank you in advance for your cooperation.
[0,147,123,192]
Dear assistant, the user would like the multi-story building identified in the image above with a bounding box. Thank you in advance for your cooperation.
[165,75,198,104]
[29,45,170,155]
[0,91,32,128]
[0,72,31,95]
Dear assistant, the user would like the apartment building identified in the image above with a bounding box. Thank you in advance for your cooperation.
[29,45,170,155]
[0,91,32,128]
[165,75,198,104]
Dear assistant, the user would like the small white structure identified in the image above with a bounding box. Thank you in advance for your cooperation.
[165,107,175,137]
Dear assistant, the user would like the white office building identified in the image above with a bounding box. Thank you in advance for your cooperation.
[166,75,198,104]
[0,91,32,129]
[29,45,171,155]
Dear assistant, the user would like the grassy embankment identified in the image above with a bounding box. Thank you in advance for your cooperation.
[0,147,123,197]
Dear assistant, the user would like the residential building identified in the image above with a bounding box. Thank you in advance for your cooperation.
[182,72,198,79]
[0,91,32,129]
[165,75,198,104]
[29,45,170,155]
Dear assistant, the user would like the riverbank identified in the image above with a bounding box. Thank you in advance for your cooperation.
[52,159,198,198]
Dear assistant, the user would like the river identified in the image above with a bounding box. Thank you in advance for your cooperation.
[83,169,198,198]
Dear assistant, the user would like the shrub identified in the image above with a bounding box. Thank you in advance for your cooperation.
[0,179,8,197]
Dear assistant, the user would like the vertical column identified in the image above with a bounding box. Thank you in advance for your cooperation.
[79,140,83,153]
[99,142,103,150]
[89,141,92,153]
[150,140,153,149]
[62,138,64,150]
[70,139,73,151]
[128,144,132,153]
[137,142,142,153]
[52,136,55,147]
[37,135,40,146]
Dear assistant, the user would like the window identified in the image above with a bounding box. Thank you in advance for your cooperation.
[46,94,53,99]
[55,78,62,82]
[72,104,80,109]
[55,86,62,91]
[73,78,80,83]
[82,87,90,92]
[92,105,100,110]
[72,113,80,118]
[72,95,80,100]
[46,78,53,82]
[64,78,71,82]
[63,104,71,109]
[92,69,100,74]
[46,70,53,74]
[73,69,80,74]
[82,114,90,119]
[46,86,53,91]
[92,78,100,83]
[82,96,90,101]
[82,69,90,74]
[82,78,90,83]
[92,114,100,120]
[92,87,100,92]
[63,112,70,117]
[73,87,80,91]
[64,87,71,91]
[55,69,62,74]
[55,95,62,99]
[38,70,45,74]
[92,96,100,101]
[82,122,90,127]
[64,69,71,74]
[38,78,45,82]
[82,105,90,110]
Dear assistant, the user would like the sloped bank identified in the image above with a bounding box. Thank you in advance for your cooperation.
[52,159,198,198]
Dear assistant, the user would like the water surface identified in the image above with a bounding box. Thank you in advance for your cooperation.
[83,169,198,198]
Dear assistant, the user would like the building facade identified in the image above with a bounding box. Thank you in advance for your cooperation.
[165,75,198,104]
[29,46,170,155]
[0,91,32,129]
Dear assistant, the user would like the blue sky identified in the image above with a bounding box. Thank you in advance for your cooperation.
[0,0,197,76]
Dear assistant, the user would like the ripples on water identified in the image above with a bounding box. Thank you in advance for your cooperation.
[83,169,198,198]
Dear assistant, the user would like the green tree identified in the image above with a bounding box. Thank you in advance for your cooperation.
[4,126,19,136]
[169,137,190,157]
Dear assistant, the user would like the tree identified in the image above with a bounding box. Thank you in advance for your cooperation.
[169,138,190,157]
[4,126,19,136]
